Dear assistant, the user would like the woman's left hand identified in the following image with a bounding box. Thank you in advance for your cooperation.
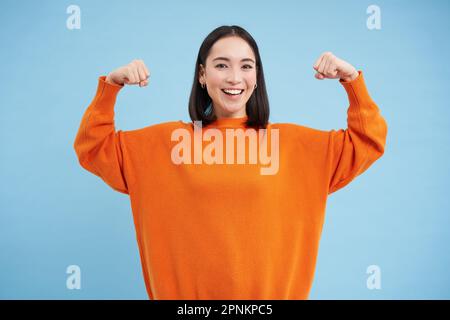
[313,52,358,82]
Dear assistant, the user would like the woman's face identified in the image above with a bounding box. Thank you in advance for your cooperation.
[199,36,257,119]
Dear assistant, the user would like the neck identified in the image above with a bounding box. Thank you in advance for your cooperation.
[213,108,247,120]
[206,114,249,129]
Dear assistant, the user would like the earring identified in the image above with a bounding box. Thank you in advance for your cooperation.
[254,83,257,89]
[201,83,205,89]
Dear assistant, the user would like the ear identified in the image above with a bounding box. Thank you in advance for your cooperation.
[198,64,205,82]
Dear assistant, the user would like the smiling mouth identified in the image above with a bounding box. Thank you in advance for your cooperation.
[221,89,244,96]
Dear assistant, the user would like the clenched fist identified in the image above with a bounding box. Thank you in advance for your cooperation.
[105,59,150,87]
[313,52,358,82]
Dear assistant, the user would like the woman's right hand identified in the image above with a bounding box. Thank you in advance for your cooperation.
[105,59,150,87]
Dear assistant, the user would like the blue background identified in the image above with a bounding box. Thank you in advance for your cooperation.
[1,0,449,299]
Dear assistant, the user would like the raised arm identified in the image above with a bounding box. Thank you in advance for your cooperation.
[312,52,388,194]
[73,59,150,194]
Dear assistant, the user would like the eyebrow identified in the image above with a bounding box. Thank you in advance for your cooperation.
[212,57,255,64]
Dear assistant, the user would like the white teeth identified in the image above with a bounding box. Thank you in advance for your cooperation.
[223,89,243,95]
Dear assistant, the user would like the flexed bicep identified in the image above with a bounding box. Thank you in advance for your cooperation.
[326,72,387,194]
[74,75,130,194]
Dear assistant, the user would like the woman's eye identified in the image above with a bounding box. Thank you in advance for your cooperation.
[215,64,253,69]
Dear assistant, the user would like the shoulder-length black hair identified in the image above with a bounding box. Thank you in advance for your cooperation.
[188,25,270,129]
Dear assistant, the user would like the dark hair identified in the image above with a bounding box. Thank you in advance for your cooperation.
[188,25,270,129]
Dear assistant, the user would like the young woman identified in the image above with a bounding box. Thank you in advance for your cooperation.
[74,25,387,300]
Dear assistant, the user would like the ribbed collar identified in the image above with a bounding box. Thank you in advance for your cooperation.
[205,115,249,128]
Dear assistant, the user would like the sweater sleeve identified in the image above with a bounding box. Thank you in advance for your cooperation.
[73,76,129,195]
[327,71,387,194]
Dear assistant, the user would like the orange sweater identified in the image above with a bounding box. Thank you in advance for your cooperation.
[74,71,387,300]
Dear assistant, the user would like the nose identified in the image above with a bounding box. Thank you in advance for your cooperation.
[226,67,243,84]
